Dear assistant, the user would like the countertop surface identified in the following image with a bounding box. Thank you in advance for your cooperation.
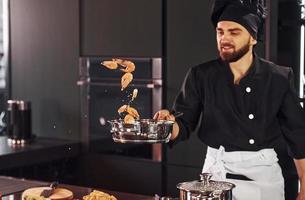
[0,176,154,200]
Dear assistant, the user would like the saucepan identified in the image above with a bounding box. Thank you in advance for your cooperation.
[108,111,183,143]
[108,118,174,143]
[108,112,183,143]
[177,173,235,200]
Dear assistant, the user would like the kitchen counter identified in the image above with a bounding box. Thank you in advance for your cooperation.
[0,176,153,200]
[0,136,80,170]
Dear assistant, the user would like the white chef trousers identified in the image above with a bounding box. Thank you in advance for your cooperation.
[202,146,285,200]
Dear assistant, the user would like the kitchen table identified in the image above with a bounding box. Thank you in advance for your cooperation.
[0,176,154,200]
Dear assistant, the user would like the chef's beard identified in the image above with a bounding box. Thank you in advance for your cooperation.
[219,42,250,63]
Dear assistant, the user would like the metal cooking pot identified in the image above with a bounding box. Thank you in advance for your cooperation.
[177,173,235,200]
[108,119,174,143]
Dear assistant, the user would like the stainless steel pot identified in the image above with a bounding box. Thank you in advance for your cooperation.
[177,173,235,200]
[108,119,174,143]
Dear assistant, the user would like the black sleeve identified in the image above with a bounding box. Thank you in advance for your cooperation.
[278,68,305,159]
[170,67,203,145]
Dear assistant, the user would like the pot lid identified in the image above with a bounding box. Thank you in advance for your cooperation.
[176,173,235,194]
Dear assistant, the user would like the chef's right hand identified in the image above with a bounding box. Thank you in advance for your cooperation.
[153,109,175,121]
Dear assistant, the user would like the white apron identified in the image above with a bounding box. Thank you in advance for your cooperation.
[202,146,285,200]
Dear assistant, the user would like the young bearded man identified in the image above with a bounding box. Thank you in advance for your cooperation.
[154,1,305,199]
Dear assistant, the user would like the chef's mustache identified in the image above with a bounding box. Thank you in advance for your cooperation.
[220,43,235,48]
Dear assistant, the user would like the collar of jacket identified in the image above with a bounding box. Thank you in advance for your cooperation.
[218,53,261,85]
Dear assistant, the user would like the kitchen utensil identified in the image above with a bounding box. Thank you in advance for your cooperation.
[177,173,235,200]
[40,181,58,198]
[108,119,174,143]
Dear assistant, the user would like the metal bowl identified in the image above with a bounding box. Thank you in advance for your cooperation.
[108,119,174,143]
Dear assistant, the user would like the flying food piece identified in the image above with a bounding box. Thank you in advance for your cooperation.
[121,72,133,91]
[118,105,140,119]
[113,59,136,73]
[124,114,135,124]
[101,61,118,70]
[118,105,128,114]
[120,61,136,73]
[127,106,140,119]
[131,89,138,101]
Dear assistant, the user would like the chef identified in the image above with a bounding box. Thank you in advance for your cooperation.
[154,0,305,199]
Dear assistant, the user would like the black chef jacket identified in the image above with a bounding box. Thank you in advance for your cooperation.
[173,55,305,159]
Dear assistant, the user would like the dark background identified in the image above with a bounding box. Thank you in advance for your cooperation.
[1,0,301,197]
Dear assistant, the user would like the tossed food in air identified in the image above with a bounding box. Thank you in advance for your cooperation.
[101,60,118,70]
[131,88,138,101]
[113,58,136,73]
[121,72,133,91]
[118,105,140,119]
[117,105,128,114]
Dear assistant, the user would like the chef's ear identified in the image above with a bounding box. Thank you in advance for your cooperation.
[251,37,257,46]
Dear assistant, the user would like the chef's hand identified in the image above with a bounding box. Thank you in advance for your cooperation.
[153,109,179,140]
[153,109,175,121]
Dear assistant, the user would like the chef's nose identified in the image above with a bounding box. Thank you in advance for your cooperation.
[220,32,232,41]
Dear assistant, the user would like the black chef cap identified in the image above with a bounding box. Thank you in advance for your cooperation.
[211,0,267,40]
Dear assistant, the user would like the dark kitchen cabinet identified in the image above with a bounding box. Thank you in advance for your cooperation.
[164,0,217,196]
[77,154,162,195]
[80,0,162,57]
[10,0,80,140]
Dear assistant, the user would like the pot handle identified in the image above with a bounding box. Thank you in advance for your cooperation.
[200,173,213,186]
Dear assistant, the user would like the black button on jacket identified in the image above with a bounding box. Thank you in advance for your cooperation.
[173,55,305,159]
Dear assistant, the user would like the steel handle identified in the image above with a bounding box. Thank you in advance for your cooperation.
[77,80,162,88]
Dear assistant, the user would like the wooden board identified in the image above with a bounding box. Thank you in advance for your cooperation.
[22,187,73,200]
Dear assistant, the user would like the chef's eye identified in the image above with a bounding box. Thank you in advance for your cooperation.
[217,31,224,36]
[231,31,240,36]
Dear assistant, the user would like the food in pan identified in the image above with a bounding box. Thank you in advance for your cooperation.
[126,106,139,119]
[121,72,133,91]
[117,105,128,114]
[83,190,117,200]
[124,114,136,124]
[118,105,140,119]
